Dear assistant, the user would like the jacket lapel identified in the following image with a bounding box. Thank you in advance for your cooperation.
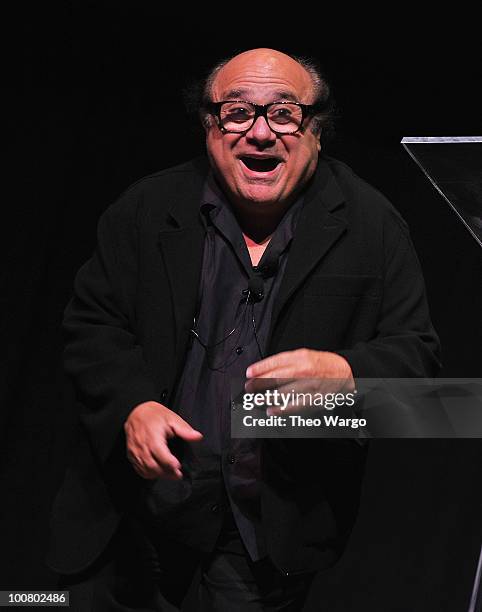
[269,159,348,341]
[158,225,205,335]
[157,161,207,369]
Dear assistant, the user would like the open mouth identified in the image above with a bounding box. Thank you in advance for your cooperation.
[240,156,281,173]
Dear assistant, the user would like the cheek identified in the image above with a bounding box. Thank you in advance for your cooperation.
[290,140,319,173]
[208,136,237,170]
[207,140,228,173]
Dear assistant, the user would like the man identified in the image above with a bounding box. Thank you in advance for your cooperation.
[47,49,441,610]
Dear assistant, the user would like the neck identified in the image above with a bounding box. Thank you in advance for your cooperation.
[230,198,293,243]
[234,210,283,242]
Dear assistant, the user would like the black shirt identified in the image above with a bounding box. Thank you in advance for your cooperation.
[140,173,304,561]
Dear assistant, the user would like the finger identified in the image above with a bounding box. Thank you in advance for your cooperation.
[244,377,296,394]
[274,378,344,396]
[153,463,183,480]
[150,439,183,474]
[170,419,203,442]
[134,462,182,480]
[265,378,351,413]
[127,451,167,480]
[246,351,296,378]
[249,367,301,380]
[136,452,183,480]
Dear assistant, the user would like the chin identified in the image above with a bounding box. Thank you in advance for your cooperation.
[238,185,283,206]
[242,195,280,208]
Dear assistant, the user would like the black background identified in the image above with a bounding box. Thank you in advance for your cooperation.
[2,5,482,611]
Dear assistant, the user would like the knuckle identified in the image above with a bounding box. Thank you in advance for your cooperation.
[144,457,161,472]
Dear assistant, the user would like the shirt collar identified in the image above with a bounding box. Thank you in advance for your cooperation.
[200,171,226,226]
[200,170,305,230]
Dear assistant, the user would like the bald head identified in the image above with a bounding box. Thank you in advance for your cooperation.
[207,48,320,107]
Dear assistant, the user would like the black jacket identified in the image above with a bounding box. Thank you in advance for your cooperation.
[47,155,441,576]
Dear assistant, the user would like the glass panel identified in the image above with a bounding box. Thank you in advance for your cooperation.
[402,136,482,248]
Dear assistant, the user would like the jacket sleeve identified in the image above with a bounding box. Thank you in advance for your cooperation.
[62,188,159,465]
[335,215,442,379]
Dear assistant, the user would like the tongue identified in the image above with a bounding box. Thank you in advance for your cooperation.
[242,157,279,172]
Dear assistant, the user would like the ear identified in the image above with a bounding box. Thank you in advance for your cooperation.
[200,113,212,133]
[316,128,322,152]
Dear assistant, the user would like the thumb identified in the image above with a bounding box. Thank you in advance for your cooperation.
[171,420,203,441]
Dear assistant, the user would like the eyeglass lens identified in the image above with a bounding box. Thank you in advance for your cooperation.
[220,102,303,134]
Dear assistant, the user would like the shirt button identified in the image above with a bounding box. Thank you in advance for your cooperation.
[160,389,168,401]
[235,347,243,355]
[228,455,236,464]
[211,504,220,513]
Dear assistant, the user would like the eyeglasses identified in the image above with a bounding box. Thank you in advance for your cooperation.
[206,100,322,135]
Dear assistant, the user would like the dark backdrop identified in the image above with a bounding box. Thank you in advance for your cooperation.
[2,6,482,611]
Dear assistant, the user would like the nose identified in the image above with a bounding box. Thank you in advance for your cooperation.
[245,115,277,145]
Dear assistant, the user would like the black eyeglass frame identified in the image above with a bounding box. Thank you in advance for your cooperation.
[205,99,324,135]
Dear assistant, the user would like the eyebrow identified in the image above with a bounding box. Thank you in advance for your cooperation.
[222,88,300,102]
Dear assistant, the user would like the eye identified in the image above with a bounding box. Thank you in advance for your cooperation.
[221,103,254,123]
[229,108,250,120]
[269,106,293,124]
[268,103,302,126]
[273,107,292,117]
[227,105,249,116]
